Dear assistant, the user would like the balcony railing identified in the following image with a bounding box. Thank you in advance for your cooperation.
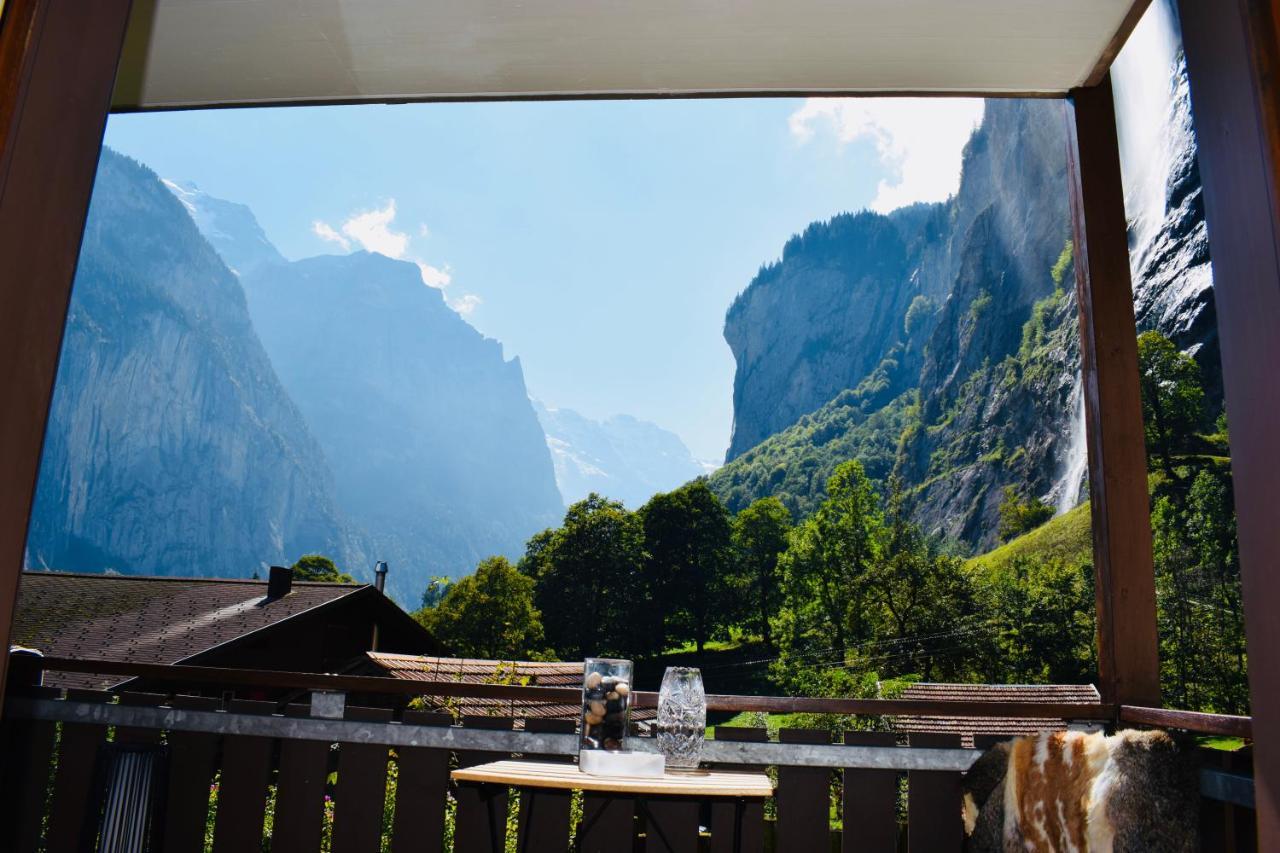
[0,656,1256,852]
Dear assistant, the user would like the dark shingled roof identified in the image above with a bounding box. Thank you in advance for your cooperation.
[889,682,1104,748]
[13,570,366,690]
[367,652,657,725]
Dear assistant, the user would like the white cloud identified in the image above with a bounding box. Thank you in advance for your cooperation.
[447,293,482,315]
[312,220,351,250]
[789,98,985,213]
[312,199,481,317]
[340,200,411,258]
[417,261,452,288]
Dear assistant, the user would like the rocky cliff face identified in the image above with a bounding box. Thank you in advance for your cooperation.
[534,402,708,509]
[27,150,364,577]
[723,212,919,461]
[233,248,563,604]
[713,49,1217,551]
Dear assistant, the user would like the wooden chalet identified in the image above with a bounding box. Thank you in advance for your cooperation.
[11,568,441,692]
[0,0,1276,849]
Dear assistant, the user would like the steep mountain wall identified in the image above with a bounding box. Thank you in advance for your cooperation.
[712,49,1218,552]
[27,150,364,577]
[237,250,564,603]
[723,212,920,461]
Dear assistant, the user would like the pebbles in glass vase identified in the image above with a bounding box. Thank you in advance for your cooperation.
[579,658,632,753]
[656,666,706,771]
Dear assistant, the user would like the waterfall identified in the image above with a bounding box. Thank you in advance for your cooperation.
[1051,375,1088,515]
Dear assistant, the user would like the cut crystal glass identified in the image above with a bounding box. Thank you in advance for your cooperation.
[656,666,706,770]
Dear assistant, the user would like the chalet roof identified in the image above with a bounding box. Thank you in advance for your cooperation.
[113,1,1148,110]
[889,682,1104,748]
[12,570,368,690]
[367,652,657,724]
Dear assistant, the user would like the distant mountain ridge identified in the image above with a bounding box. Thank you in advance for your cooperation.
[174,185,564,603]
[534,401,708,509]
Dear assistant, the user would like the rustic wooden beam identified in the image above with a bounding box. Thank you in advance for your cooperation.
[36,654,1117,720]
[0,0,135,707]
[1118,705,1254,740]
[1177,0,1280,845]
[1064,78,1162,709]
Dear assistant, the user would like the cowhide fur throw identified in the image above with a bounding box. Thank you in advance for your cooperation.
[962,729,1199,852]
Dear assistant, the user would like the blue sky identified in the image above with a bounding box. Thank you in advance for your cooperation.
[104,97,984,461]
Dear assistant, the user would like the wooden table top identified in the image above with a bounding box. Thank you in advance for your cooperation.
[451,759,774,798]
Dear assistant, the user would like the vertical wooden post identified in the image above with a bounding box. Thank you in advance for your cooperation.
[1064,78,1161,709]
[0,0,134,706]
[1177,0,1280,845]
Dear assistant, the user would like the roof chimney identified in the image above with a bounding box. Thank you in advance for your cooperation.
[374,560,388,593]
[267,565,293,600]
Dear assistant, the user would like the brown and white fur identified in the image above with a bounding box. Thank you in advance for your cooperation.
[962,729,1198,852]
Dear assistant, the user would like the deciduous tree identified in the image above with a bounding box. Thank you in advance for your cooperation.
[416,556,545,659]
[730,496,792,647]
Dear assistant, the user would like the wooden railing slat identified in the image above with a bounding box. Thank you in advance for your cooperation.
[907,733,964,853]
[710,726,768,853]
[391,710,453,853]
[0,714,57,851]
[332,706,393,853]
[211,700,277,853]
[161,696,222,853]
[579,792,635,853]
[115,691,168,744]
[776,728,831,849]
[45,691,111,853]
[516,718,576,852]
[454,716,515,853]
[843,731,899,853]
[644,797,700,853]
[272,704,331,853]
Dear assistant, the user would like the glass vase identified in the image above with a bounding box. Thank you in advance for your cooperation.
[580,658,632,753]
[656,666,706,771]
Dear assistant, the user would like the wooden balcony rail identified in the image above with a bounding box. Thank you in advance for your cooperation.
[0,685,1257,853]
[37,655,1116,721]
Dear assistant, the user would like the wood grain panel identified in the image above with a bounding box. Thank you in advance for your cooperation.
[453,716,514,853]
[332,707,392,853]
[515,719,575,853]
[271,704,330,853]
[160,696,222,853]
[906,733,963,852]
[1065,79,1161,707]
[211,701,276,853]
[390,710,452,853]
[776,729,830,849]
[1178,0,1280,845]
[842,731,899,853]
[0,0,134,706]
[710,727,768,853]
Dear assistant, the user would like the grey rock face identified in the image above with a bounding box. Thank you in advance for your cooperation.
[718,62,1216,551]
[1128,56,1218,398]
[27,149,363,578]
[237,250,564,604]
[723,211,916,461]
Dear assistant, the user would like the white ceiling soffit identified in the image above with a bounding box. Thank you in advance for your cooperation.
[112,0,1149,110]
